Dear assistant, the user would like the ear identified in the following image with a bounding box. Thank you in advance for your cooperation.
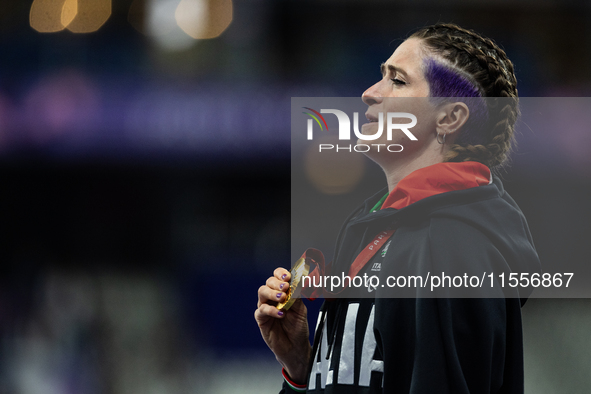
[435,102,470,142]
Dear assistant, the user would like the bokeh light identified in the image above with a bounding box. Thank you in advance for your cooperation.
[66,0,111,33]
[30,0,71,32]
[30,0,111,33]
[128,0,233,50]
[176,0,233,40]
[146,0,196,51]
[61,0,77,28]
[304,136,366,195]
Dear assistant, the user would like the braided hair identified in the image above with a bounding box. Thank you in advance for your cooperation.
[409,23,519,168]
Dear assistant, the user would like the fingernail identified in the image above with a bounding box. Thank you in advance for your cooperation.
[282,274,287,280]
[278,311,284,316]
[276,293,282,298]
[279,283,285,290]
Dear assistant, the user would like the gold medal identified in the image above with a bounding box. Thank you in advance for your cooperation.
[277,257,310,311]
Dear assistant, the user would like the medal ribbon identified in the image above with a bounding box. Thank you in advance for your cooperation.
[347,229,395,278]
[300,229,395,299]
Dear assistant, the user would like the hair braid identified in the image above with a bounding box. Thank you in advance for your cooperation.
[409,23,519,168]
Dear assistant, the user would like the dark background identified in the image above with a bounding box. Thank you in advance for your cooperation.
[1,1,590,393]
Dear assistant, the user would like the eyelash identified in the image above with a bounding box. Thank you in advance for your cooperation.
[391,78,406,85]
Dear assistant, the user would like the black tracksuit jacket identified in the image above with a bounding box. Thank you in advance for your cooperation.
[281,175,541,394]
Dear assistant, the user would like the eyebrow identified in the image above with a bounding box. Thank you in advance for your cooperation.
[380,63,408,79]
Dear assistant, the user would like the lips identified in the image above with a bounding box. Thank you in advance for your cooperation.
[365,113,378,123]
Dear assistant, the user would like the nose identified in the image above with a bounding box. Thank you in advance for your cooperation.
[362,81,383,106]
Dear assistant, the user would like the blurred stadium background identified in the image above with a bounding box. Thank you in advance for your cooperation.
[0,1,590,393]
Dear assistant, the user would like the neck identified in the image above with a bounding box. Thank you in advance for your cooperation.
[381,153,445,193]
[364,135,449,193]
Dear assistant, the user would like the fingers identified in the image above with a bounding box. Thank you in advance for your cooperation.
[257,267,291,310]
[266,276,290,292]
[274,267,291,282]
[258,284,287,308]
[257,267,291,312]
[254,302,285,323]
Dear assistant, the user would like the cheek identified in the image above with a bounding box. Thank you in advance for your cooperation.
[407,104,437,139]
[412,81,431,98]
[377,100,434,141]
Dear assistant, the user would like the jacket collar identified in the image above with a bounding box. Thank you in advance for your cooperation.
[381,161,492,210]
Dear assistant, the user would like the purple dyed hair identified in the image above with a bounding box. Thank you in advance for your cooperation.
[423,58,489,145]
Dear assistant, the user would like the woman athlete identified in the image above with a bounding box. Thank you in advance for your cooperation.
[255,23,541,394]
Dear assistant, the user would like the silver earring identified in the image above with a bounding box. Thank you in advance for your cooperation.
[437,130,446,145]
